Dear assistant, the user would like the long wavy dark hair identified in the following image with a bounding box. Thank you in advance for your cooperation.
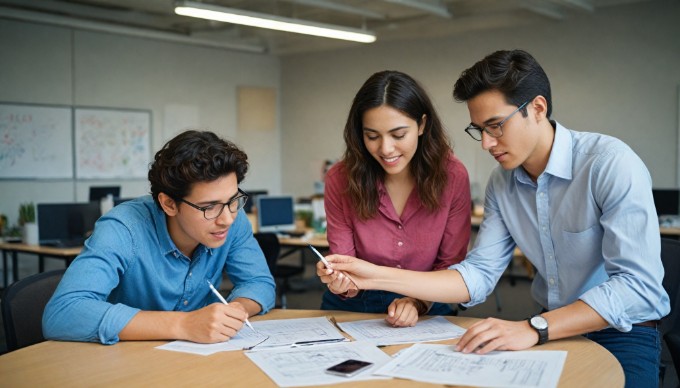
[343,70,452,220]
[148,130,249,207]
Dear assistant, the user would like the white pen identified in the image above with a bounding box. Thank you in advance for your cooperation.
[308,244,331,268]
[308,244,358,287]
[206,280,256,332]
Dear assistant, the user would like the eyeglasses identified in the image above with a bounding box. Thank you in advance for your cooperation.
[179,189,249,220]
[464,101,529,141]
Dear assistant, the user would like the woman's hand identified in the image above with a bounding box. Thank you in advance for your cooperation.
[385,297,427,327]
[316,253,384,296]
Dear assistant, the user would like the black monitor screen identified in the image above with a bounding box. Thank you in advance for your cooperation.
[652,189,680,216]
[89,186,121,202]
[38,202,101,244]
[256,196,295,233]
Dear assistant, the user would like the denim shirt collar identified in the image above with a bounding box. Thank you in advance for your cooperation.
[150,199,212,260]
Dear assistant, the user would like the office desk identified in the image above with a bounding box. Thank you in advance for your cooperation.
[0,242,80,287]
[0,309,623,387]
[661,227,680,237]
[278,234,329,249]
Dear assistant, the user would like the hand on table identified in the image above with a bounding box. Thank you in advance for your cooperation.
[385,297,424,327]
[455,317,539,354]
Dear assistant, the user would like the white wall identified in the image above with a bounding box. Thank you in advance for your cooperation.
[280,0,680,199]
[0,19,281,227]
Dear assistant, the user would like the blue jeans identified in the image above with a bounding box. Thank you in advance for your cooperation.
[321,289,456,316]
[583,326,661,388]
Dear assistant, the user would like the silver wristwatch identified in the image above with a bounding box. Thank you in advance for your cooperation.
[528,315,549,345]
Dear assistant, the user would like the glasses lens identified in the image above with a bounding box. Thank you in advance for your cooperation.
[466,127,483,141]
[204,204,227,220]
[228,196,248,213]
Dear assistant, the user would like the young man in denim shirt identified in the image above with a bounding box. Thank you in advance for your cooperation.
[44,130,275,344]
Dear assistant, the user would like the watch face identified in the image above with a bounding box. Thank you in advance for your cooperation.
[531,316,548,330]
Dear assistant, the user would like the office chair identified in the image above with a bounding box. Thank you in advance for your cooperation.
[253,233,305,309]
[660,238,680,382]
[1,269,66,352]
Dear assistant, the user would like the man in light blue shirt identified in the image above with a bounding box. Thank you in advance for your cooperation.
[43,130,275,345]
[317,50,668,387]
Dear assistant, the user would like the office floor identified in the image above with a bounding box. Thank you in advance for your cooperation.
[1,254,677,387]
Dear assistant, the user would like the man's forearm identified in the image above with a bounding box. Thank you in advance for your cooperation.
[119,310,184,341]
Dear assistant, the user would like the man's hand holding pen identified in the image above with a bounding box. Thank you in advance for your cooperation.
[177,303,250,344]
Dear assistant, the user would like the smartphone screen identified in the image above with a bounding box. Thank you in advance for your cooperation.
[325,359,373,377]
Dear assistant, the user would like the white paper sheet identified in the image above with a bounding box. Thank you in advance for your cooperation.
[245,341,392,387]
[156,316,347,355]
[156,329,269,355]
[374,343,567,388]
[336,316,466,346]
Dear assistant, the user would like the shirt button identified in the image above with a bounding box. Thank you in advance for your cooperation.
[189,272,192,277]
[398,225,402,230]
[396,265,402,269]
[183,300,188,306]
[549,278,555,286]
[397,241,403,247]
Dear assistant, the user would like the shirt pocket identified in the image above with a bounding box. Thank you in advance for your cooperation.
[557,225,602,269]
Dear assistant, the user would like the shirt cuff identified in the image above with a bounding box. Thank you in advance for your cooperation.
[98,304,140,345]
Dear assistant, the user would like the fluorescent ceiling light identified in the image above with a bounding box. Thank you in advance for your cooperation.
[175,1,376,43]
[0,6,265,53]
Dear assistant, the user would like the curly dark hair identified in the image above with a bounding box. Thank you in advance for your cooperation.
[343,70,452,220]
[453,49,552,118]
[148,130,249,207]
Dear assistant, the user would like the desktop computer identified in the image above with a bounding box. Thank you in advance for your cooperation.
[38,202,101,247]
[89,186,121,202]
[256,195,297,234]
[652,188,680,216]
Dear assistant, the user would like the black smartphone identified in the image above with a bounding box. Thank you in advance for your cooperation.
[325,359,373,377]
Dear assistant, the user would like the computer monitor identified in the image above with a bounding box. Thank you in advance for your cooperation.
[243,189,268,214]
[256,195,296,233]
[38,202,101,246]
[652,188,680,216]
[89,186,121,202]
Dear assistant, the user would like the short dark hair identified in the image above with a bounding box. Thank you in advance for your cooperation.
[343,70,452,219]
[148,130,248,207]
[453,49,552,118]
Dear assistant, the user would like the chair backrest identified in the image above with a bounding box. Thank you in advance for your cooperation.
[253,232,280,276]
[1,269,66,352]
[660,238,680,334]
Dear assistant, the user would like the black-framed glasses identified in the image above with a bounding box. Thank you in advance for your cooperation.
[464,101,529,141]
[179,188,249,220]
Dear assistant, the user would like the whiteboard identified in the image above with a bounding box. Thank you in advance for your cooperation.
[75,108,151,179]
[0,103,73,179]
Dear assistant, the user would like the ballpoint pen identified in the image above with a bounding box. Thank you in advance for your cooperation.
[206,280,256,332]
[307,244,358,288]
[308,244,331,268]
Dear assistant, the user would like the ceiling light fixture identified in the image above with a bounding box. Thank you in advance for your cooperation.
[174,1,376,43]
[0,6,266,53]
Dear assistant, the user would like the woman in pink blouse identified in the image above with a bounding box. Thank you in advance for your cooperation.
[320,70,471,327]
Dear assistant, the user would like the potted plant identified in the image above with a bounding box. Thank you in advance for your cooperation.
[18,202,38,245]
